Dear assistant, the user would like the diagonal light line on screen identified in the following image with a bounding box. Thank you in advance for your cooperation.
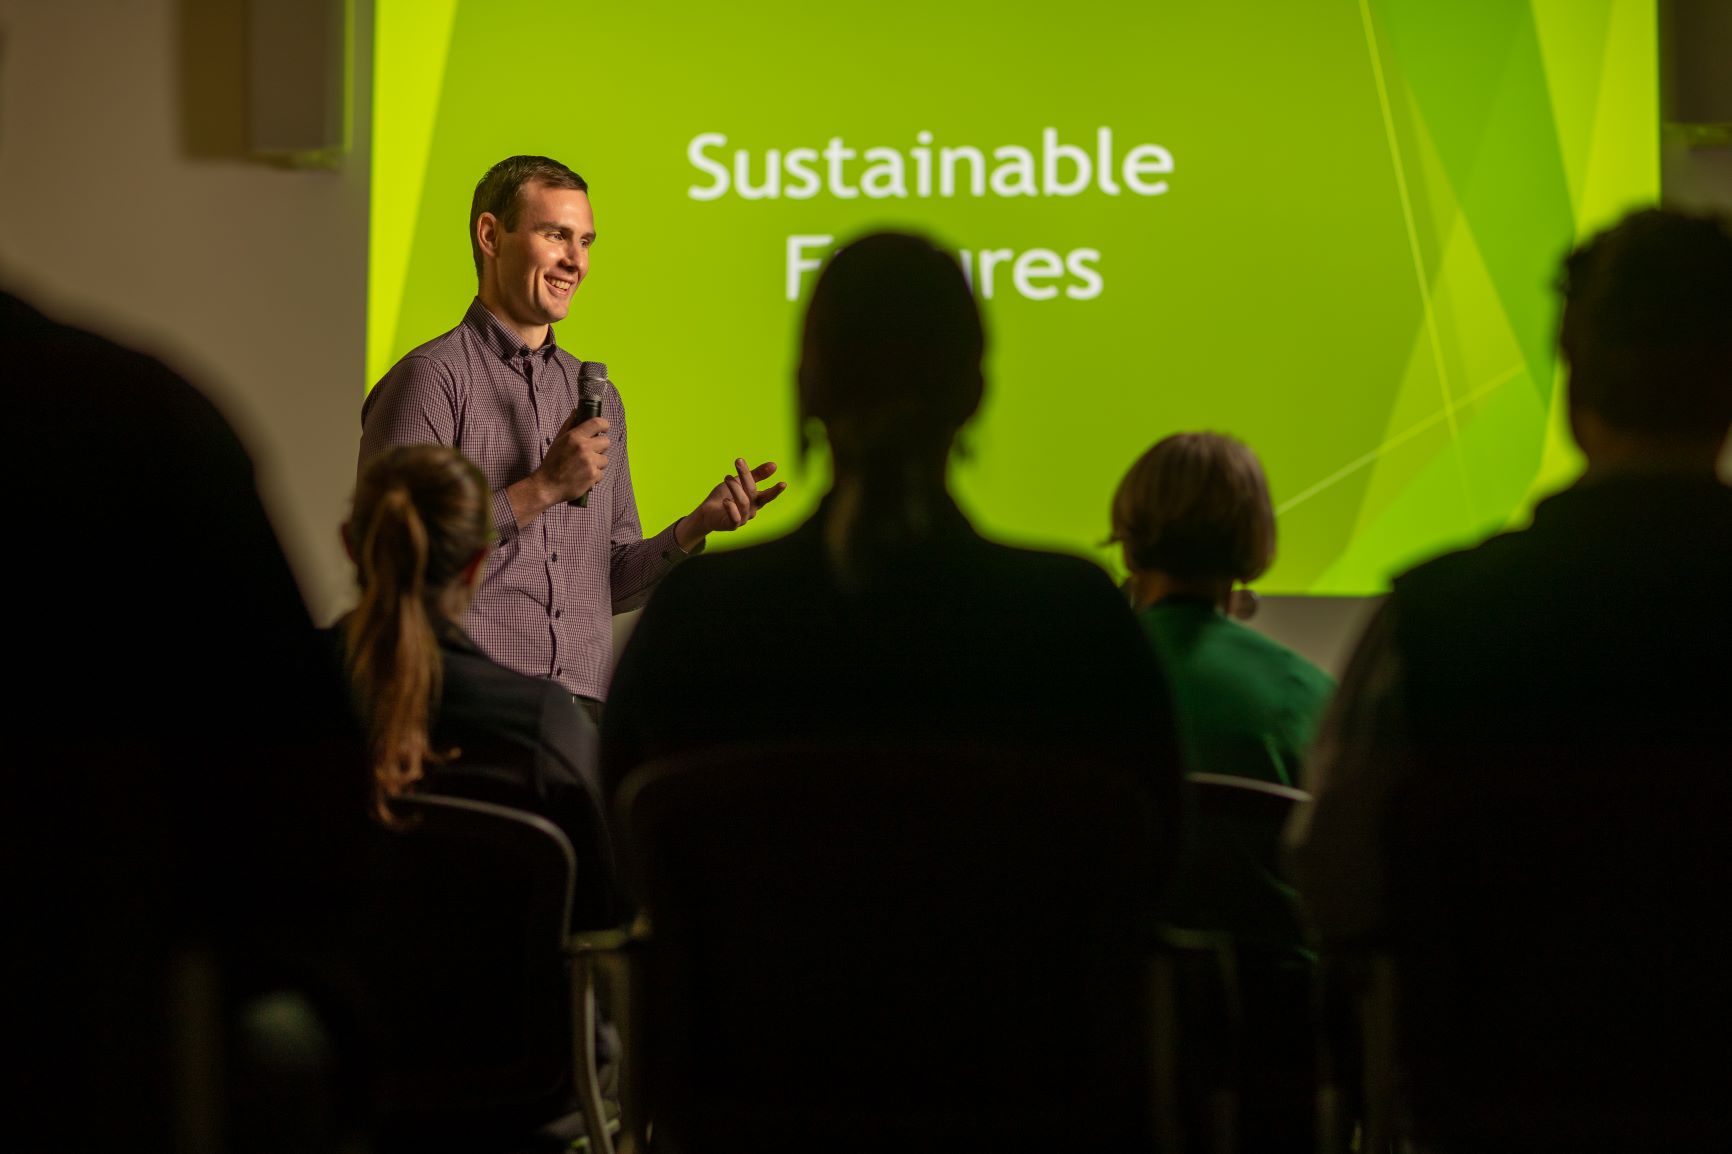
[1277,363,1525,516]
[1358,0,1473,510]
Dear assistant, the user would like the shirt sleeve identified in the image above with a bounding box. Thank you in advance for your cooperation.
[359,356,458,462]
[1284,598,1415,947]
[603,386,696,612]
[356,356,527,544]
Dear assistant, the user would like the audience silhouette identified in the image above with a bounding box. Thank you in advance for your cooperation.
[601,231,1182,826]
[1289,206,1732,1149]
[3,288,370,1153]
[597,228,1187,1153]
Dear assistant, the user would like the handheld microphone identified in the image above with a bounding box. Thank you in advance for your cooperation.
[572,361,607,508]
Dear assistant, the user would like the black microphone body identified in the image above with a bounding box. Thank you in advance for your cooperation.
[572,361,608,508]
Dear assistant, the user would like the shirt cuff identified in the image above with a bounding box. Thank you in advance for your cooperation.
[658,518,704,563]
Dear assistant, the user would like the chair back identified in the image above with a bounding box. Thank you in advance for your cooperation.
[1166,774,1318,1154]
[614,740,1174,1153]
[351,794,578,1147]
[1167,773,1311,951]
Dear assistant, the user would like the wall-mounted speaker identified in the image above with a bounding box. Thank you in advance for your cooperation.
[1661,0,1732,146]
[247,0,351,166]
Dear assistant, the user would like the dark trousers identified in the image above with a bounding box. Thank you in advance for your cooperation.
[572,694,603,727]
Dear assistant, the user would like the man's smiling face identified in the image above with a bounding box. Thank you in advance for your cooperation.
[480,181,595,343]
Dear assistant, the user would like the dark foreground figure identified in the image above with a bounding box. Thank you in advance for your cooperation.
[602,233,1181,809]
[1291,208,1732,1151]
[3,290,369,1152]
[600,232,1188,1152]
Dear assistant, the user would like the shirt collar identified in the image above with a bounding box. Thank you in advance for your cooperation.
[435,617,488,658]
[463,297,560,365]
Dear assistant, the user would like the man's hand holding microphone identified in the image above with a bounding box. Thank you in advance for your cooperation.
[505,361,611,528]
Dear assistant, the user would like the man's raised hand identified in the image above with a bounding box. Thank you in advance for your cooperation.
[677,458,787,548]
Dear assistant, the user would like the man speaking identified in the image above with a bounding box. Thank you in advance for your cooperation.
[359,155,785,712]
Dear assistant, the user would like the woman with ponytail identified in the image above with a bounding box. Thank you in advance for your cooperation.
[601,231,1182,838]
[341,444,615,927]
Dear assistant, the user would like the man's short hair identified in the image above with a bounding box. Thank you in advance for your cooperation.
[469,155,589,279]
[1109,432,1275,583]
[1558,207,1732,438]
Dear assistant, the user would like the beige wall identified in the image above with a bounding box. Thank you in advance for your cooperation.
[2,0,1726,675]
[0,0,372,625]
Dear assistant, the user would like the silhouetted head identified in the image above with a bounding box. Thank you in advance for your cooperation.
[1558,207,1732,470]
[1109,432,1275,604]
[797,231,985,476]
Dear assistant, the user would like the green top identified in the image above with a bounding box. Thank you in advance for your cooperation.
[1140,596,1335,954]
[1137,596,1334,787]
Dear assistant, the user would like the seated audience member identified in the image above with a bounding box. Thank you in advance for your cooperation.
[1110,431,1333,1148]
[601,230,1181,833]
[598,233,1185,1151]
[1112,432,1333,792]
[339,443,616,928]
[1110,431,1332,937]
[4,289,369,1153]
[1288,207,1732,1148]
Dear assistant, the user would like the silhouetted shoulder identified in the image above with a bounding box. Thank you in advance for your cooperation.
[7,291,246,460]
[1395,476,1732,614]
[974,537,1128,598]
[649,526,809,592]
[6,289,367,1154]
[602,516,1176,802]
[1387,474,1732,749]
[5,290,330,737]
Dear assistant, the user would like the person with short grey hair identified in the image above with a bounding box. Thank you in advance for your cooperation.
[1110,430,1333,1148]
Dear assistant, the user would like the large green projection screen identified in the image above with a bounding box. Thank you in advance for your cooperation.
[369,0,1657,594]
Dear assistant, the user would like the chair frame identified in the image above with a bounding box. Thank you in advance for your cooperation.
[1174,772,1323,1154]
[1183,772,1312,806]
[370,793,616,1152]
[570,919,1201,1154]
[572,740,1216,1153]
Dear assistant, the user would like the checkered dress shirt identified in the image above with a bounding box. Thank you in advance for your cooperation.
[359,299,689,699]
